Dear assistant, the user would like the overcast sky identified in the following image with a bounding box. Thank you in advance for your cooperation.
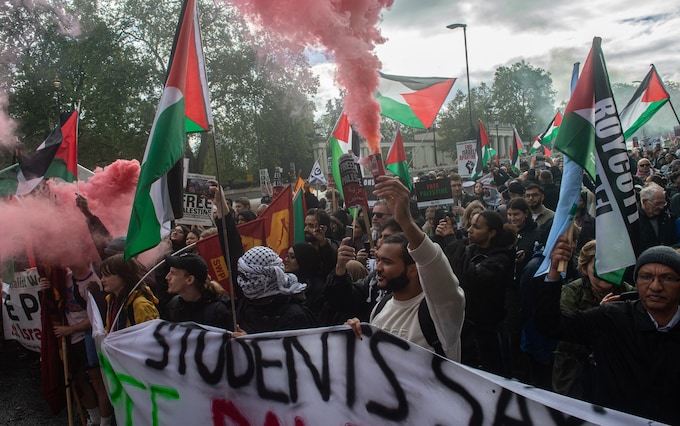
[310,0,680,119]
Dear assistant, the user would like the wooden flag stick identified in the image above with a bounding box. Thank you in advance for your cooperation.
[558,220,576,272]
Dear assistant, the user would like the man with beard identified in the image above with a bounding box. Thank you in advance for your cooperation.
[304,208,339,277]
[326,219,403,323]
[345,176,466,361]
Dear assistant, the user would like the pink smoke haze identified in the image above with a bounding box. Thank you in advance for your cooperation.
[0,160,139,268]
[226,0,393,153]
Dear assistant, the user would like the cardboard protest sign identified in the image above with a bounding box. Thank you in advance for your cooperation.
[2,268,42,352]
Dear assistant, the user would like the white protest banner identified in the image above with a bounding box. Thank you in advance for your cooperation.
[2,268,42,352]
[98,320,651,425]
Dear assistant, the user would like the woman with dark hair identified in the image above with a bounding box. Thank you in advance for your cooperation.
[441,210,517,376]
[99,254,159,333]
[505,197,540,380]
[170,224,190,252]
[185,228,201,254]
[506,197,539,272]
[285,243,327,322]
[236,210,257,224]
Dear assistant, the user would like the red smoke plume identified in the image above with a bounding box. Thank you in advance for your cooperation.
[0,160,139,268]
[226,0,393,153]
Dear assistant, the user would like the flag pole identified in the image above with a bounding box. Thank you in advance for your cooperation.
[208,129,239,330]
[666,98,680,126]
[75,101,81,195]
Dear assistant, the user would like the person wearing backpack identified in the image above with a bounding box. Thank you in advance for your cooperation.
[164,253,233,330]
[345,176,466,361]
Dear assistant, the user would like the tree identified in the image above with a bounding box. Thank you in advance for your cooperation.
[491,60,555,141]
[436,83,493,159]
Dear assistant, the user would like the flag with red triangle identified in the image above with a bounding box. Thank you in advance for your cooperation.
[328,112,353,199]
[125,0,211,260]
[472,119,495,179]
[510,127,524,172]
[8,110,79,196]
[376,73,456,129]
[385,128,412,190]
[537,111,563,148]
[552,37,638,284]
[620,64,670,141]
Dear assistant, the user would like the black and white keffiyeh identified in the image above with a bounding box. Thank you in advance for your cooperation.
[237,246,306,299]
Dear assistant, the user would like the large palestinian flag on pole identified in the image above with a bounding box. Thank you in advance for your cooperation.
[125,0,211,260]
[619,64,670,142]
[550,37,638,284]
[376,73,456,129]
[0,110,78,196]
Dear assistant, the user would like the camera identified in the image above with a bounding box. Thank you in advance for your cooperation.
[345,225,354,239]
[619,291,638,301]
[434,209,455,224]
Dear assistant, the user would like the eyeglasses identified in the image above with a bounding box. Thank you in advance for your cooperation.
[637,273,680,286]
[639,163,651,167]
[373,212,391,219]
[647,200,667,207]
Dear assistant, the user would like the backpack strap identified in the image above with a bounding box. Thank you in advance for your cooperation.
[417,298,445,357]
[372,293,392,317]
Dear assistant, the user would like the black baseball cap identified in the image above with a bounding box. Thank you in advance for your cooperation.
[164,253,208,282]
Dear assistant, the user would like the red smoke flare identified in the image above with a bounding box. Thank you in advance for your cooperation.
[225,0,393,153]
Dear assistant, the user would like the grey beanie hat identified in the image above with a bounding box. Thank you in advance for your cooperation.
[634,245,680,279]
[104,236,126,256]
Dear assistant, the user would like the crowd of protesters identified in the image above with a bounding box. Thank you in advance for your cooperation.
[6,141,680,424]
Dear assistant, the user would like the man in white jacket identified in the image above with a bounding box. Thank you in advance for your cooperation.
[346,176,466,361]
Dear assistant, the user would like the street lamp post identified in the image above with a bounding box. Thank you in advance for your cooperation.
[52,74,62,121]
[495,119,500,158]
[447,23,473,137]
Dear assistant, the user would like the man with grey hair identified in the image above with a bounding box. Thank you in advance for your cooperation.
[638,183,675,254]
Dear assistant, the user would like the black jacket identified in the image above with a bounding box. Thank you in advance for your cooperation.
[535,279,680,424]
[237,293,316,334]
[165,292,233,330]
[444,240,515,326]
[637,207,676,255]
[325,270,386,323]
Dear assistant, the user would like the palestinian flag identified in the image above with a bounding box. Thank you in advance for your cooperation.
[125,0,210,260]
[553,37,638,284]
[538,111,563,147]
[385,128,412,190]
[510,127,523,172]
[328,112,353,199]
[620,64,670,141]
[376,72,456,129]
[530,135,553,156]
[0,111,79,196]
[472,119,495,180]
